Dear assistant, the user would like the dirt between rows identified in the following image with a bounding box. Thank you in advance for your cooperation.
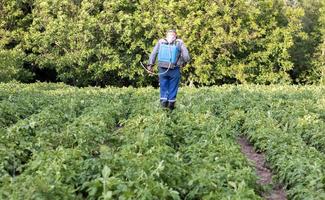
[237,136,286,200]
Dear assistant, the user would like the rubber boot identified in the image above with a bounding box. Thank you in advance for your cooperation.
[160,100,168,108]
[168,101,175,111]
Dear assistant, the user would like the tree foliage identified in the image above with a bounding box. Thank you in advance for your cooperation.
[312,1,325,84]
[0,0,324,86]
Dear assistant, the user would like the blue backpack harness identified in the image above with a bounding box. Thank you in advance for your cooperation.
[140,39,182,76]
[157,40,181,66]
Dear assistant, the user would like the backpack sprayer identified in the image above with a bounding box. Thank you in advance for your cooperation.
[141,39,180,76]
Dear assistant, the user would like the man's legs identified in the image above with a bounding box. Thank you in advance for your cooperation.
[159,67,169,108]
[167,67,181,110]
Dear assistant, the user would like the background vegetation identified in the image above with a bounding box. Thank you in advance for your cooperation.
[0,0,324,86]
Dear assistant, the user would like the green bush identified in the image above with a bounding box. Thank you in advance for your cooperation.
[0,50,33,82]
[312,2,325,85]
[0,0,324,86]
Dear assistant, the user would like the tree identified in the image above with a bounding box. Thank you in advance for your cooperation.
[0,0,321,86]
[311,1,325,84]
[0,0,34,82]
[289,0,323,83]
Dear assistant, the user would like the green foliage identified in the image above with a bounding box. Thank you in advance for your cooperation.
[288,0,321,83]
[0,0,35,82]
[1,0,325,86]
[0,83,263,199]
[0,50,33,82]
[0,82,325,199]
[287,0,325,84]
[311,1,325,84]
[177,0,303,84]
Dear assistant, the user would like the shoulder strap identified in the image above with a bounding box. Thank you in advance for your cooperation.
[175,41,182,65]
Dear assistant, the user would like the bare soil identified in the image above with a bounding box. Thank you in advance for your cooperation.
[237,136,287,200]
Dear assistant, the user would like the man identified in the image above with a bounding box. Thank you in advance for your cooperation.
[147,29,190,110]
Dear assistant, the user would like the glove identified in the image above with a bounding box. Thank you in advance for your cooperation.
[181,63,187,68]
[147,64,154,74]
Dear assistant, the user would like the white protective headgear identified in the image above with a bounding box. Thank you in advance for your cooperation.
[166,29,177,44]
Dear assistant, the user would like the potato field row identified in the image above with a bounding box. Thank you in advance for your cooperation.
[0,83,324,199]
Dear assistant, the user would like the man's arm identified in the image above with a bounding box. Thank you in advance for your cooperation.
[148,42,160,65]
[180,42,190,63]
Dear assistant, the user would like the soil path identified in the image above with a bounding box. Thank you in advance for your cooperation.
[237,136,286,200]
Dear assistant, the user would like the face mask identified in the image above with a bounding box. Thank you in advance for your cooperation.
[166,33,176,44]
